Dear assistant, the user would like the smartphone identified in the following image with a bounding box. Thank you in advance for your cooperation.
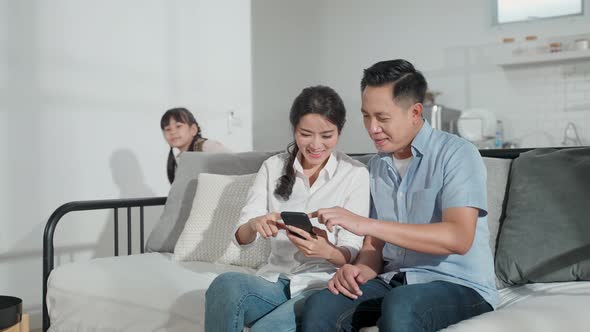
[280,211,313,238]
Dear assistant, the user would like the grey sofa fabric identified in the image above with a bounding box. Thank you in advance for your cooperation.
[145,150,515,279]
[495,148,590,287]
[146,151,277,253]
[482,157,512,258]
[350,153,373,166]
[483,157,512,289]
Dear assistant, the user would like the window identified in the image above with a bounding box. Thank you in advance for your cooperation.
[495,0,583,24]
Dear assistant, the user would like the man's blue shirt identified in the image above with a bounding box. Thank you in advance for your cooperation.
[368,120,498,308]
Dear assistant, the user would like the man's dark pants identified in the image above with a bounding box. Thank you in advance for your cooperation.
[301,274,493,332]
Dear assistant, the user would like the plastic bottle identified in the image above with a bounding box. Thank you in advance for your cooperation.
[495,120,504,148]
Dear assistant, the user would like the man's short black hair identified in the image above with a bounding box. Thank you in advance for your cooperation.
[360,59,427,107]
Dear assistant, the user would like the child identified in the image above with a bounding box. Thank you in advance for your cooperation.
[161,107,230,183]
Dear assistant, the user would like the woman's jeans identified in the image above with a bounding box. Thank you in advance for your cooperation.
[205,272,315,332]
[301,275,493,332]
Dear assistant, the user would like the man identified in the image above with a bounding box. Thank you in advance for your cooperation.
[302,59,497,332]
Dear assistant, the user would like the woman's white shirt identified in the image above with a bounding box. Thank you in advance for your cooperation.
[233,151,370,296]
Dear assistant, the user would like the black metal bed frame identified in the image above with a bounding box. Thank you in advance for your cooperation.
[42,197,166,331]
[40,147,551,331]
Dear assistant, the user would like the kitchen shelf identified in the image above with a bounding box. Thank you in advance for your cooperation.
[497,49,590,67]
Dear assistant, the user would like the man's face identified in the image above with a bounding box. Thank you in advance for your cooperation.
[361,84,422,158]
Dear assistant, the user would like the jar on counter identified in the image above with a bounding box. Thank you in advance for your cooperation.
[495,120,504,148]
[549,42,562,53]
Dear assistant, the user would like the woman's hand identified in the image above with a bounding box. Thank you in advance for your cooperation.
[286,226,340,260]
[248,212,285,239]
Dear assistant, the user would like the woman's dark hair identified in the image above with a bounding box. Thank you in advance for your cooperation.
[274,86,346,200]
[360,59,427,108]
[161,107,203,183]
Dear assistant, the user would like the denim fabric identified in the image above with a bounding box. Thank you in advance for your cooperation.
[301,278,492,332]
[205,272,316,332]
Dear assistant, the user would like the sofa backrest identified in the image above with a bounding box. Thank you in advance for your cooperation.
[482,157,512,258]
[145,151,276,253]
[147,151,512,262]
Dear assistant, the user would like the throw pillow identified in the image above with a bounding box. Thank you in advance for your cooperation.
[495,148,590,287]
[145,151,276,253]
[173,173,271,269]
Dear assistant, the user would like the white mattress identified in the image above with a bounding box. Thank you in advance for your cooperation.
[48,253,590,332]
[441,281,590,331]
[47,253,255,332]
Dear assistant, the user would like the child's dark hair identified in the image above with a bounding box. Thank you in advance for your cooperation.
[161,107,203,183]
[360,59,427,108]
[274,86,346,200]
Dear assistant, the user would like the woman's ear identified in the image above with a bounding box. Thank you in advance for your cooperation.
[190,123,199,136]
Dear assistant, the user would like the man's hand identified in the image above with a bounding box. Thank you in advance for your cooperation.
[248,213,285,239]
[328,263,377,300]
[286,226,334,259]
[310,207,371,236]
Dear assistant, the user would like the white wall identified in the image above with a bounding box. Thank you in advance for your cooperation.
[252,0,590,152]
[0,0,252,329]
[251,0,324,152]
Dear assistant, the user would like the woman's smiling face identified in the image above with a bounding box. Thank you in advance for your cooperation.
[294,113,339,169]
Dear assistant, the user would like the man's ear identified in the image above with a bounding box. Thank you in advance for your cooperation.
[411,103,423,123]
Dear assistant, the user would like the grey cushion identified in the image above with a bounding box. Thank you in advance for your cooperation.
[482,157,512,258]
[350,153,373,166]
[495,148,590,287]
[146,151,276,253]
[482,157,512,289]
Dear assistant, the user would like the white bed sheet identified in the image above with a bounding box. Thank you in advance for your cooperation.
[48,253,590,332]
[47,253,255,332]
[442,281,590,331]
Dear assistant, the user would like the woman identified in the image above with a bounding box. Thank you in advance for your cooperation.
[204,86,370,331]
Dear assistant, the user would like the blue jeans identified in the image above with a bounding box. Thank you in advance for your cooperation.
[301,276,493,332]
[205,272,315,332]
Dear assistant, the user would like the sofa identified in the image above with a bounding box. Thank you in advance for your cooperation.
[42,147,590,332]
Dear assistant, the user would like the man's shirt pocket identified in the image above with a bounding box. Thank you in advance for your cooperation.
[407,187,440,224]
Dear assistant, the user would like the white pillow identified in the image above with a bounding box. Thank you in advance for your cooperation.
[173,173,270,269]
